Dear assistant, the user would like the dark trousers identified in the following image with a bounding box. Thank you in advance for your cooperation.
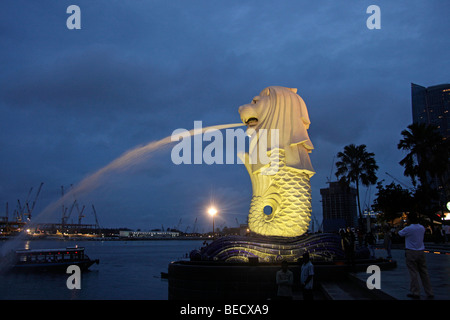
[405,249,433,296]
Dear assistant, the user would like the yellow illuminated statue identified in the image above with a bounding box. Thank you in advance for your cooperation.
[238,86,315,237]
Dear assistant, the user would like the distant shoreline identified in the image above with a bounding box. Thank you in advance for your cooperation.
[0,235,211,242]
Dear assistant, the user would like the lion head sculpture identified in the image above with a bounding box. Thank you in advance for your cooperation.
[238,86,315,237]
[238,86,315,177]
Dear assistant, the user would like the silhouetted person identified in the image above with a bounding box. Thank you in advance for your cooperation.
[341,228,355,268]
[398,212,434,299]
[383,224,392,259]
[300,252,314,300]
[276,260,293,300]
[365,231,376,259]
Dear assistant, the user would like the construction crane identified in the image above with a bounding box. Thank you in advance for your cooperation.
[67,184,86,225]
[22,186,34,216]
[62,200,77,225]
[15,182,44,221]
[311,215,322,233]
[326,155,336,183]
[77,204,86,225]
[25,182,44,220]
[61,186,67,225]
[60,184,90,227]
[385,172,414,190]
[16,189,32,221]
[192,218,198,233]
[16,200,24,222]
[91,205,101,230]
[175,218,182,231]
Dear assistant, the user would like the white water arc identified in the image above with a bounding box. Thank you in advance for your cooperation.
[0,123,244,257]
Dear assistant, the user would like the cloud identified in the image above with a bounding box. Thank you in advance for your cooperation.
[0,1,448,230]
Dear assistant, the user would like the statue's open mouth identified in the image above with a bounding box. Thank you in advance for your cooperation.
[246,117,258,127]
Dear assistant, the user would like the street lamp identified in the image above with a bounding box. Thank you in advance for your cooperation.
[208,207,217,237]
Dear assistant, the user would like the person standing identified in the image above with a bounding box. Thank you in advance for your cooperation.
[365,231,376,259]
[444,224,450,243]
[341,227,356,268]
[398,212,434,299]
[276,260,293,300]
[383,224,392,259]
[300,252,314,300]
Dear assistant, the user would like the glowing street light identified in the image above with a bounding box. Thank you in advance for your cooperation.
[208,207,217,237]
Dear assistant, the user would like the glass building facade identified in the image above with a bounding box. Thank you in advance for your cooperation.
[411,83,450,207]
[411,83,450,139]
[320,182,358,232]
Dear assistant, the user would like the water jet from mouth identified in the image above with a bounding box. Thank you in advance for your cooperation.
[0,122,244,261]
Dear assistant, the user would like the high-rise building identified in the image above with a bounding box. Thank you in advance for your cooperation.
[411,82,450,206]
[411,83,450,139]
[320,182,357,232]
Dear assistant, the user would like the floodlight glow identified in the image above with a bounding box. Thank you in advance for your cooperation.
[208,207,217,216]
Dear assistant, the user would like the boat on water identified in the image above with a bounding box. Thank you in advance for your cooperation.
[10,246,99,272]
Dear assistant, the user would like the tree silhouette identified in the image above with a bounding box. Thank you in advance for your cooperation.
[398,123,450,219]
[373,181,413,222]
[397,123,445,188]
[335,144,379,227]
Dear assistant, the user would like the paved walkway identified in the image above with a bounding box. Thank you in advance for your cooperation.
[354,243,450,300]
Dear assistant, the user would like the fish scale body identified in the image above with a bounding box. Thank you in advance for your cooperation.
[247,149,312,237]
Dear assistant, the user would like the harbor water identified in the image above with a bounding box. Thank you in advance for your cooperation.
[1,239,449,300]
[0,239,205,300]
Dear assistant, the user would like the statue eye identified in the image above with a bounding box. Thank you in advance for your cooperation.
[252,96,260,104]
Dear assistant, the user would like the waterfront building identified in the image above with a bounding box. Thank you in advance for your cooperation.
[119,230,180,238]
[411,83,450,138]
[411,82,450,205]
[320,182,358,232]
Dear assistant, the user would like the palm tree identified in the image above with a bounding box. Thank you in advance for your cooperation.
[335,144,379,226]
[398,123,450,217]
[398,123,447,188]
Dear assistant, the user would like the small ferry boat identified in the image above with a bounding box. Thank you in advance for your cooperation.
[11,246,99,272]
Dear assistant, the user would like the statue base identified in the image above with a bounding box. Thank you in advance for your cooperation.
[190,233,348,263]
[167,233,396,300]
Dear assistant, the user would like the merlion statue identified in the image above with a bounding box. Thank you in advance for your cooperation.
[238,86,315,237]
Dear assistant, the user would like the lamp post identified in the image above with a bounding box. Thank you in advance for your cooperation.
[208,207,217,237]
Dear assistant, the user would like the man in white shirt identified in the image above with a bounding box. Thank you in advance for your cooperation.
[398,212,434,299]
[300,252,314,300]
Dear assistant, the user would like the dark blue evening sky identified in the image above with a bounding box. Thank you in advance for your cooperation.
[0,1,449,231]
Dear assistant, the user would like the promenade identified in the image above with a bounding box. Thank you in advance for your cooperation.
[354,243,450,300]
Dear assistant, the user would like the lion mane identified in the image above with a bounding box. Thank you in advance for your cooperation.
[239,86,315,178]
